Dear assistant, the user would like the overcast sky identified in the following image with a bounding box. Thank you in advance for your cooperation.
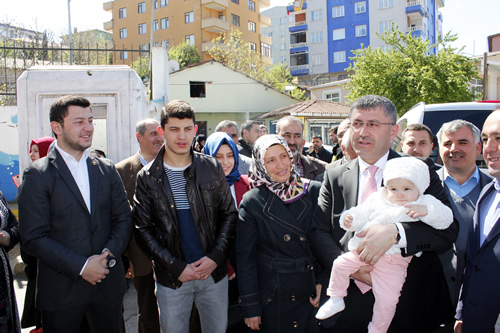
[3,0,499,56]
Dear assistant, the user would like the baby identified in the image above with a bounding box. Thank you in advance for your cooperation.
[316,157,453,333]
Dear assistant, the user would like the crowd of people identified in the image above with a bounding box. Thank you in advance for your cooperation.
[0,94,497,333]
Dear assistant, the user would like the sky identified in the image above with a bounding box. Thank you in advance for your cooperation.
[2,0,499,56]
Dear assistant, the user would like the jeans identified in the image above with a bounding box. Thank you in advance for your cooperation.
[156,276,228,333]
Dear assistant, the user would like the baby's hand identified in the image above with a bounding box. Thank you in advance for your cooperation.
[344,215,353,228]
[405,204,428,219]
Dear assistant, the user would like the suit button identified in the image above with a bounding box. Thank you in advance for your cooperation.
[284,234,291,242]
[290,295,296,301]
[299,237,305,241]
[292,321,299,328]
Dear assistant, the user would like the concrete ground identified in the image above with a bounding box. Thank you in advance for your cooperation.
[10,244,139,333]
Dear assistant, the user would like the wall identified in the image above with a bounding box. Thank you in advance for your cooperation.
[0,107,19,201]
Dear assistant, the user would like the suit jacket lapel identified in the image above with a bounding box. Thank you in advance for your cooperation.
[343,159,359,208]
[49,149,89,214]
[471,182,495,255]
[88,156,100,219]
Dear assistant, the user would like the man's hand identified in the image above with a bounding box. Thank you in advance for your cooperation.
[405,204,428,219]
[0,230,11,247]
[245,316,261,330]
[192,256,217,280]
[356,224,398,265]
[454,320,462,333]
[350,265,373,286]
[309,284,322,308]
[82,252,109,285]
[178,265,201,282]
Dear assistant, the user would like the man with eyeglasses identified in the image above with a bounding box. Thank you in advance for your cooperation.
[276,116,327,180]
[309,95,458,333]
[215,120,251,175]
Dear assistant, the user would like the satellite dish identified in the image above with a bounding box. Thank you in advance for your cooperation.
[168,60,180,73]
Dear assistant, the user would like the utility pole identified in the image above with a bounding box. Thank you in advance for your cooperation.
[483,52,488,101]
[149,0,155,99]
[67,0,73,65]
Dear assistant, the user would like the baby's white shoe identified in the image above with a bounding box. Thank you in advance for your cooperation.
[315,297,345,320]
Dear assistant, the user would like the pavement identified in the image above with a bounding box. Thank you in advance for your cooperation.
[9,244,139,333]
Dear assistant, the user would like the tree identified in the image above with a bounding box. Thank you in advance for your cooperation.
[130,55,149,81]
[168,41,200,69]
[346,26,479,115]
[208,28,266,81]
[266,63,307,100]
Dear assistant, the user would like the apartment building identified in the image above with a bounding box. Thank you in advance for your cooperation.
[261,6,291,66]
[103,0,273,64]
[287,0,444,86]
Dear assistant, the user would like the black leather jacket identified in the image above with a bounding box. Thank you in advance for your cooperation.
[133,146,238,289]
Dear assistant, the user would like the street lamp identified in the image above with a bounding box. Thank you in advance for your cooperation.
[67,0,73,65]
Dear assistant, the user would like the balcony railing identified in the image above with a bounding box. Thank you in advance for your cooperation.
[290,20,307,27]
[406,0,424,7]
[289,42,307,49]
[406,25,422,33]
[290,64,309,76]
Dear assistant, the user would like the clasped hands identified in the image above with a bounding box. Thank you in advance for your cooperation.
[82,251,111,286]
[178,256,217,282]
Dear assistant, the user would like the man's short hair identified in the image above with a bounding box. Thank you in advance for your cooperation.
[240,120,260,137]
[50,95,91,124]
[402,123,433,143]
[330,125,339,135]
[160,100,195,128]
[341,129,352,149]
[311,135,323,141]
[437,119,481,146]
[136,118,160,136]
[276,116,304,133]
[349,95,397,124]
[215,120,239,133]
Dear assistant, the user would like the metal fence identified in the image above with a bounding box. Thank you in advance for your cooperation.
[0,41,148,106]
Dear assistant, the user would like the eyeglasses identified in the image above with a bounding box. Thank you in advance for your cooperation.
[351,121,394,131]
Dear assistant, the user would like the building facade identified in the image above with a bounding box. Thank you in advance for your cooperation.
[260,6,291,66]
[103,0,272,64]
[286,0,444,85]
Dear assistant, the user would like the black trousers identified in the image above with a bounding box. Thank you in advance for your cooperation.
[133,270,161,333]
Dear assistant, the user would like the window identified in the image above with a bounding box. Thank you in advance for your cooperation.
[261,43,272,57]
[119,8,127,18]
[248,21,256,32]
[138,2,146,13]
[120,51,128,60]
[311,31,323,43]
[355,1,366,13]
[380,45,391,52]
[248,0,255,11]
[139,44,148,56]
[161,17,169,29]
[190,81,206,98]
[154,0,158,9]
[280,30,286,37]
[332,5,344,18]
[268,32,273,37]
[139,23,147,35]
[232,14,240,26]
[185,12,194,23]
[161,0,168,6]
[356,25,367,37]
[379,20,393,33]
[311,53,323,65]
[280,43,286,50]
[281,56,286,63]
[249,42,257,51]
[325,92,340,102]
[231,0,239,4]
[332,28,345,40]
[186,34,195,44]
[333,51,346,63]
[280,17,286,24]
[311,9,322,21]
[289,16,295,23]
[119,28,127,39]
[162,40,169,48]
[153,20,159,31]
[379,0,393,9]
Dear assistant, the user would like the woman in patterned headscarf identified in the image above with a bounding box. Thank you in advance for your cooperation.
[236,135,322,332]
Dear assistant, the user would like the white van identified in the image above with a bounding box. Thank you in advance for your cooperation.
[394,101,500,164]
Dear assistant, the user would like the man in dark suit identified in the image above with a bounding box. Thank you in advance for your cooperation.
[18,95,132,333]
[309,95,458,332]
[308,135,333,163]
[435,120,492,312]
[455,109,500,332]
[116,118,163,333]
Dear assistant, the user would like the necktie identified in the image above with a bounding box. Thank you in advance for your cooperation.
[360,165,379,203]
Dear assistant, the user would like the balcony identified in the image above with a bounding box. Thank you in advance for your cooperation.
[406,26,426,38]
[406,1,425,19]
[287,1,307,13]
[202,17,229,33]
[259,14,271,27]
[290,64,309,76]
[103,1,113,11]
[290,42,307,49]
[289,21,308,33]
[201,0,228,11]
[290,45,308,54]
[202,41,215,53]
[261,54,272,65]
[103,20,113,31]
[260,34,272,45]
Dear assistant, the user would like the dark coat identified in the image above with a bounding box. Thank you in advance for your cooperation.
[308,146,333,163]
[457,181,500,332]
[300,154,326,180]
[237,181,321,333]
[237,139,253,158]
[309,150,459,332]
[133,146,238,289]
[17,148,132,312]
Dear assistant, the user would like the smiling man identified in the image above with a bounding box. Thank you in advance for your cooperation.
[18,95,132,333]
[276,116,326,180]
[133,100,237,333]
[400,124,434,158]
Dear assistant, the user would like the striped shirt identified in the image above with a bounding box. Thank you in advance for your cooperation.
[164,164,191,209]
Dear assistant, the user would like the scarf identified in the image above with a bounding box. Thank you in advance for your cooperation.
[203,132,241,186]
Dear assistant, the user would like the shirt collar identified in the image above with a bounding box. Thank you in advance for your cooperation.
[443,166,480,186]
[358,150,390,175]
[55,141,90,164]
[138,150,149,166]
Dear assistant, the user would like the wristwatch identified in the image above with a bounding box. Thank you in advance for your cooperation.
[106,255,117,268]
